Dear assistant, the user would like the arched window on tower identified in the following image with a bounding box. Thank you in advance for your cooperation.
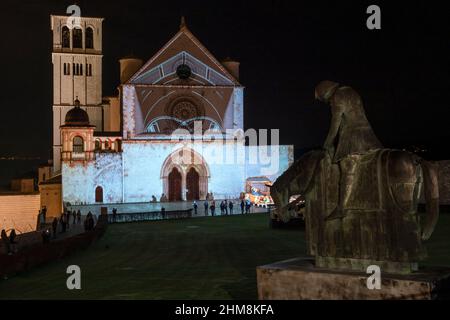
[104,140,110,150]
[95,139,101,151]
[62,26,70,48]
[73,136,84,153]
[85,27,94,49]
[72,27,83,49]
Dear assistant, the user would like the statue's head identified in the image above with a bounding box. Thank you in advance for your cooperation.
[315,81,340,103]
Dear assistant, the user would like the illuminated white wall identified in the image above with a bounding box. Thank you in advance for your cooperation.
[62,141,293,204]
[62,153,123,205]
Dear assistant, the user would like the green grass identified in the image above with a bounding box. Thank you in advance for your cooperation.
[0,213,449,300]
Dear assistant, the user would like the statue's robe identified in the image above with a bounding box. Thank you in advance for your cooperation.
[329,86,383,162]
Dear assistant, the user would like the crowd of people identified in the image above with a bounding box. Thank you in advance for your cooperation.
[1,207,99,255]
[194,198,253,216]
[1,229,17,255]
[45,209,95,243]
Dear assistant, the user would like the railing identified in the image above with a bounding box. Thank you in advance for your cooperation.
[107,209,193,224]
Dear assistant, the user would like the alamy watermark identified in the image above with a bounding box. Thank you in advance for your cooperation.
[366,5,381,30]
[66,265,81,290]
[166,121,282,176]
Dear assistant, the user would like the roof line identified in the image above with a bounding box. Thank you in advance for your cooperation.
[127,24,240,85]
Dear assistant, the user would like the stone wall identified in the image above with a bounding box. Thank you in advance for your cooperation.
[0,194,40,233]
[62,140,294,205]
[62,153,123,205]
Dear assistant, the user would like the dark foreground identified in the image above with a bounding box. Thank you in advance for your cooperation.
[0,213,449,299]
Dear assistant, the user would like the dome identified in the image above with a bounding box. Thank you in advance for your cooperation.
[64,99,90,126]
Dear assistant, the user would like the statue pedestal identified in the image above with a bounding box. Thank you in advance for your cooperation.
[257,257,450,300]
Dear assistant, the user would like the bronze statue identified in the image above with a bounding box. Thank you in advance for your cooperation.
[271,81,439,274]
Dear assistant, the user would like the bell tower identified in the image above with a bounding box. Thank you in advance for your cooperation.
[50,14,104,173]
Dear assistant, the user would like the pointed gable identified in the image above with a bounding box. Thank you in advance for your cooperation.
[128,23,240,86]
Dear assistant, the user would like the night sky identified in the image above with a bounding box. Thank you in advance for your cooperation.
[1,0,449,161]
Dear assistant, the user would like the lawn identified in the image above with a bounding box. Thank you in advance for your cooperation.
[0,213,449,300]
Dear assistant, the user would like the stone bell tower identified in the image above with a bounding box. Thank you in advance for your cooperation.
[50,14,104,173]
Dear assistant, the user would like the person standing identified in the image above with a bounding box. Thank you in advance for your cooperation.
[76,210,81,224]
[52,218,58,238]
[210,200,216,217]
[41,206,47,223]
[240,200,245,215]
[1,229,11,255]
[245,200,251,214]
[64,211,70,230]
[224,200,229,215]
[229,201,234,215]
[112,208,117,223]
[204,201,209,216]
[193,201,198,215]
[9,229,17,254]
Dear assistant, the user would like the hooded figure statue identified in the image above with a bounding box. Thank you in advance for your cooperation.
[315,80,383,219]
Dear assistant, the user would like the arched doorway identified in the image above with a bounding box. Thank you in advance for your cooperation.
[168,168,182,201]
[186,167,200,200]
[95,186,103,203]
[161,148,210,201]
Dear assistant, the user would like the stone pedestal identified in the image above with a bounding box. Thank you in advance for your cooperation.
[257,257,450,300]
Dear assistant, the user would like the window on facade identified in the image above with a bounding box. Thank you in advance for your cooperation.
[72,28,83,48]
[63,63,71,75]
[86,27,94,49]
[73,63,83,76]
[62,26,70,48]
[95,140,101,151]
[73,136,84,153]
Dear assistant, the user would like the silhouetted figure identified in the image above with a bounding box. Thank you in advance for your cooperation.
[72,211,76,224]
[9,229,17,254]
[224,200,229,215]
[210,201,216,217]
[66,212,70,229]
[220,201,225,215]
[229,201,234,215]
[52,218,58,238]
[240,200,245,215]
[112,208,118,223]
[76,210,81,224]
[161,207,166,219]
[1,229,11,255]
[245,200,251,214]
[41,229,51,244]
[60,214,66,233]
[193,201,198,215]
[204,201,209,216]
[41,206,47,222]
[88,216,94,230]
[151,195,157,203]
[9,229,17,244]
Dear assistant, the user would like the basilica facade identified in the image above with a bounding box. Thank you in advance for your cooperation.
[49,14,293,206]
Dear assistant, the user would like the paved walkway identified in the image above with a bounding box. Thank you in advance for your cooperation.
[1,221,87,255]
[68,200,268,216]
